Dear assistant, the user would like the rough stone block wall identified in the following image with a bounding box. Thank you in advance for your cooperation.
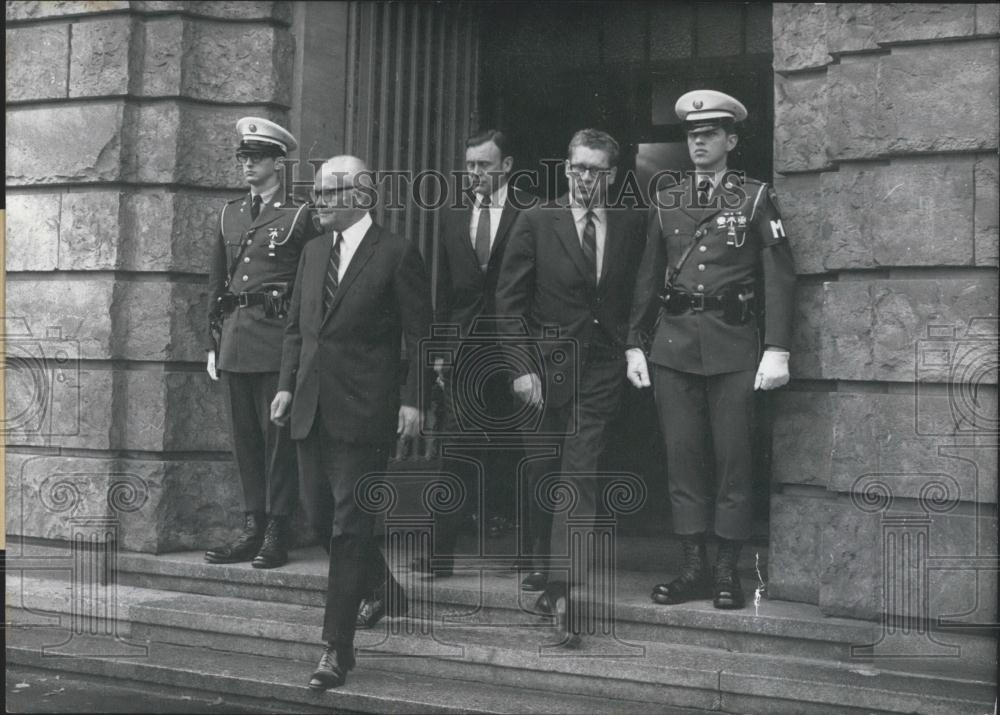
[770,3,998,623]
[5,1,295,552]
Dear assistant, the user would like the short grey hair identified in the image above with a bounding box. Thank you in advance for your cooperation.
[567,128,620,167]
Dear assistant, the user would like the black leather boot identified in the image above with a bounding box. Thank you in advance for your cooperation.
[252,515,289,569]
[204,512,264,564]
[713,538,746,609]
[651,533,711,605]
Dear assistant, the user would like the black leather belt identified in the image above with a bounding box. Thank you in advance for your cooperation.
[664,291,726,313]
[217,292,269,313]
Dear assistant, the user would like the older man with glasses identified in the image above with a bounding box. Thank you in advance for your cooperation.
[204,117,319,569]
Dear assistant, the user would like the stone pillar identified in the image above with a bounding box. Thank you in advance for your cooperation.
[4,1,300,552]
[768,2,998,626]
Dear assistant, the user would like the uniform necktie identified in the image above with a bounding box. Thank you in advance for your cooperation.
[474,195,491,271]
[323,232,342,314]
[251,194,262,220]
[697,178,712,207]
[581,210,598,284]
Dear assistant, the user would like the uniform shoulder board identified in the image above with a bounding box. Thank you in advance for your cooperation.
[225,195,244,205]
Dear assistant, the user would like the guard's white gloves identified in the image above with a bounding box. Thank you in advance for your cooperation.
[626,348,651,388]
[206,350,218,381]
[512,373,543,408]
[755,349,790,390]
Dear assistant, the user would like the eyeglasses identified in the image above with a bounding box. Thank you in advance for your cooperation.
[567,163,611,178]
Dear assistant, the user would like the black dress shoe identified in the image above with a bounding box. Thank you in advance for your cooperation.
[251,516,289,569]
[410,555,454,577]
[308,644,355,691]
[520,571,548,592]
[204,512,264,564]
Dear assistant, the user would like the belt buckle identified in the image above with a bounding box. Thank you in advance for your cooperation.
[238,292,250,308]
[690,292,706,312]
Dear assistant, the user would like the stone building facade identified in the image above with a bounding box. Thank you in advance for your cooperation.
[5,1,998,625]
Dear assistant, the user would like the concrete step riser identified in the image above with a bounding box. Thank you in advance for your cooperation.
[117,569,996,673]
[130,622,719,711]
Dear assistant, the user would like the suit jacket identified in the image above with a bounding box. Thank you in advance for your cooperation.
[278,219,433,442]
[627,173,796,375]
[207,189,318,372]
[435,187,533,339]
[494,196,647,406]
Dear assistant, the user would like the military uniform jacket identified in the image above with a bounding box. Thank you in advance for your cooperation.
[627,173,795,376]
[206,189,319,372]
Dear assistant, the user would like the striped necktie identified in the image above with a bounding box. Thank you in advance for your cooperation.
[323,232,342,314]
[581,210,598,284]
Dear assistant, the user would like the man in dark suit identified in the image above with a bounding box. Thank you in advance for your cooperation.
[495,129,646,644]
[270,156,432,690]
[627,90,795,610]
[416,129,533,577]
[204,117,318,569]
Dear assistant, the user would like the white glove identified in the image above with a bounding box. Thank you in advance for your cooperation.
[755,349,790,390]
[626,348,651,388]
[512,373,543,408]
[206,350,218,381]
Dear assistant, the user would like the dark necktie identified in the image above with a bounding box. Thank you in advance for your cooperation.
[581,210,598,284]
[697,178,712,207]
[474,195,492,271]
[323,232,342,314]
[251,194,262,220]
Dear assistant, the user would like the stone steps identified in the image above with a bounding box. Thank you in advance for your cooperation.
[7,572,995,715]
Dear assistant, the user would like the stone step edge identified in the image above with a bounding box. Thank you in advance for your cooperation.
[5,627,662,715]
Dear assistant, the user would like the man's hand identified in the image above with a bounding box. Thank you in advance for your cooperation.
[512,373,543,409]
[755,349,790,390]
[270,390,293,426]
[206,350,218,381]
[397,405,421,439]
[626,348,651,388]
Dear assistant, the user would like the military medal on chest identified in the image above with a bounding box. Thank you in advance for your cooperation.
[267,227,281,256]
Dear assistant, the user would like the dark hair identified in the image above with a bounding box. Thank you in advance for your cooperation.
[465,129,512,159]
[568,128,620,167]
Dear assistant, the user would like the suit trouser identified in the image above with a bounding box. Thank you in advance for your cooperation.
[220,370,297,516]
[433,367,521,557]
[523,357,624,584]
[296,414,392,646]
[651,365,756,541]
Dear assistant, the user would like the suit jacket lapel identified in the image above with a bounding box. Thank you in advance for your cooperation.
[553,206,594,286]
[451,207,481,275]
[322,223,380,324]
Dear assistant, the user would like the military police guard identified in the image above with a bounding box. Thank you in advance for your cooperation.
[204,118,318,569]
[626,91,795,609]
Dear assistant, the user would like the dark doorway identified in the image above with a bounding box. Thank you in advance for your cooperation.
[477,1,775,537]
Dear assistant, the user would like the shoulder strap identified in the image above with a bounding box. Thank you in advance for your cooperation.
[221,202,250,287]
[665,231,709,287]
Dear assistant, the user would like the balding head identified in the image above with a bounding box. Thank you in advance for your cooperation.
[312,154,375,231]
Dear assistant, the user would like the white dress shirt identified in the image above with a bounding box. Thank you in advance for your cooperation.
[570,204,607,280]
[333,212,372,282]
[468,181,508,251]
